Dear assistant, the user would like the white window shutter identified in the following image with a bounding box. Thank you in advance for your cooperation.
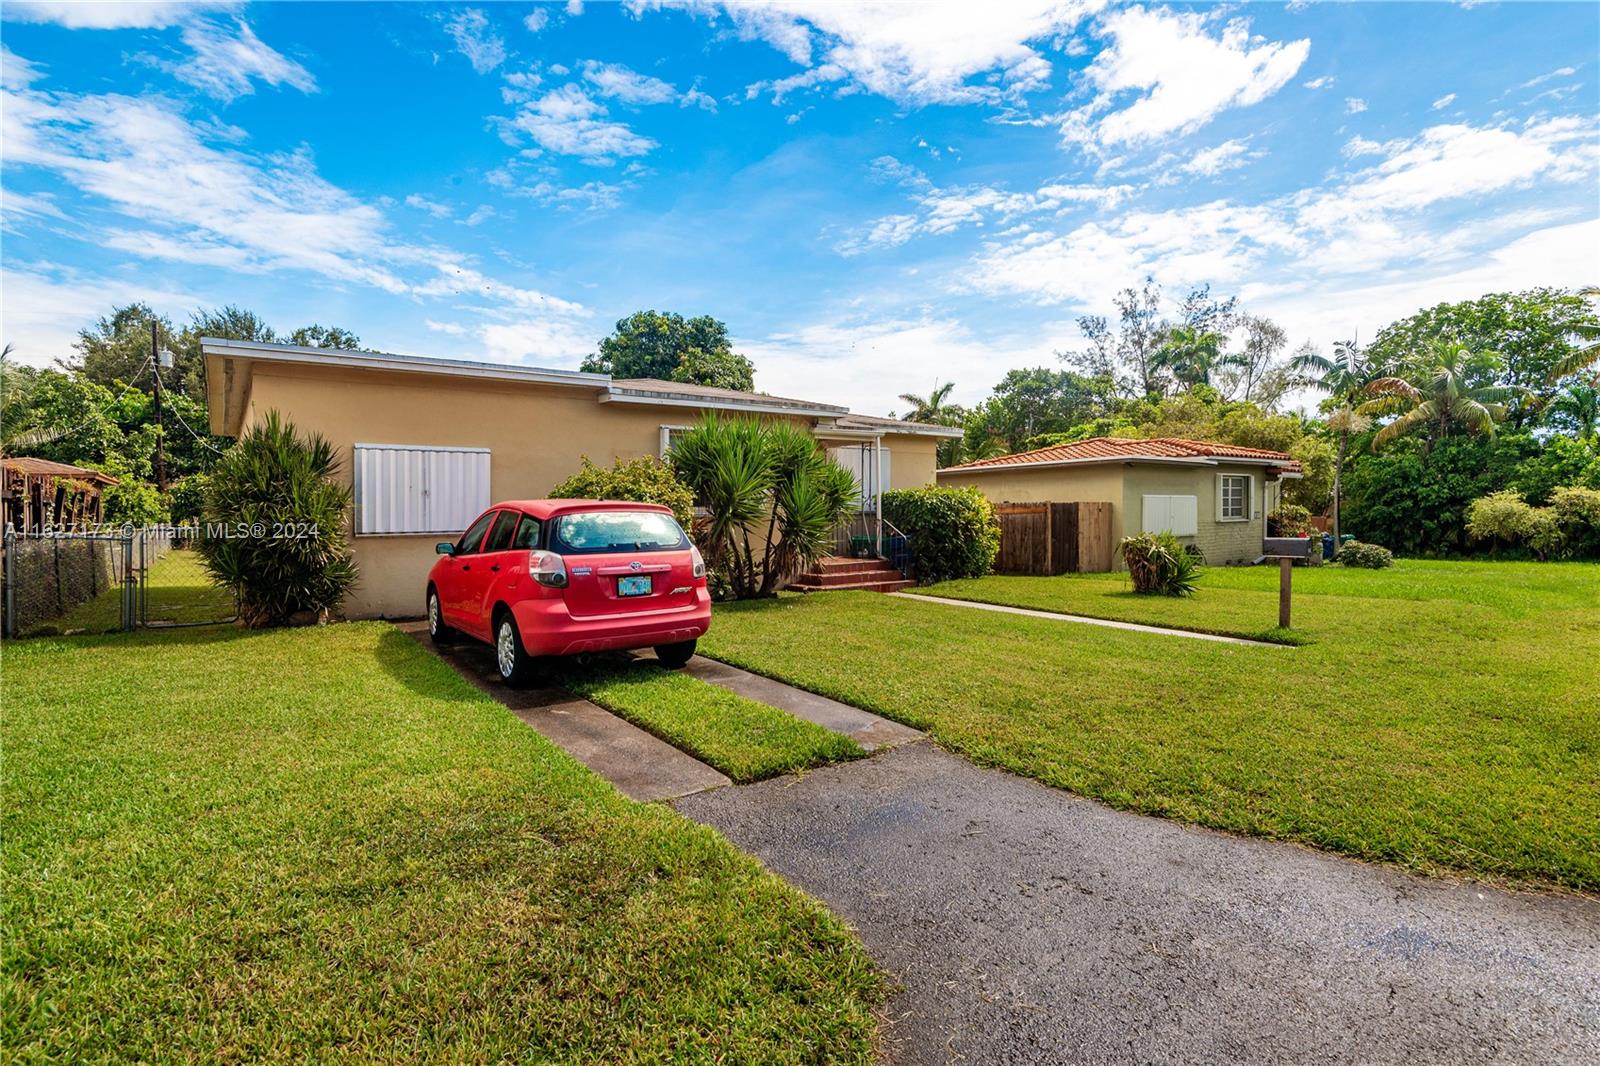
[353,444,489,534]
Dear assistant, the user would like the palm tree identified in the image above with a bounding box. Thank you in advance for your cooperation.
[1547,286,1600,381]
[897,380,957,424]
[1545,375,1600,440]
[1324,406,1371,542]
[1154,326,1225,389]
[1288,338,1377,404]
[1359,342,1524,452]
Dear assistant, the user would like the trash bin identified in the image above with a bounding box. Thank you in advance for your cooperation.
[1322,533,1335,560]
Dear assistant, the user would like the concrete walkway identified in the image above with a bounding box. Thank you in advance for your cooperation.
[894,591,1288,646]
[402,624,729,801]
[676,743,1600,1065]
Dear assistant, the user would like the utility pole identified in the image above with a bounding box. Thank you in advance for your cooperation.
[151,321,166,493]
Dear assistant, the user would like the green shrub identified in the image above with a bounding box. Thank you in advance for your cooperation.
[1334,541,1394,569]
[1466,489,1538,548]
[550,455,693,528]
[168,474,209,525]
[882,486,1000,584]
[1119,531,1200,596]
[198,411,357,627]
[99,478,169,527]
[1267,503,1314,538]
[1549,485,1600,560]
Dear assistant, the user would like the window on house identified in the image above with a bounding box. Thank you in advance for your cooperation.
[658,425,692,457]
[353,444,490,535]
[1219,474,1250,521]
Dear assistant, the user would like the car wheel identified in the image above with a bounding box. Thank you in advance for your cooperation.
[427,588,455,644]
[495,614,539,688]
[653,639,697,669]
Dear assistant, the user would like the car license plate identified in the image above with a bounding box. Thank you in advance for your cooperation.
[617,574,652,597]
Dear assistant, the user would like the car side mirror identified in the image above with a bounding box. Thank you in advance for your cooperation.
[435,542,455,556]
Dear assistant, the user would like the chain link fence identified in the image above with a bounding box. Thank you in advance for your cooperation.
[2,526,237,637]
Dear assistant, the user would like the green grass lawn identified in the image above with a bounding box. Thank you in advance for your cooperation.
[702,561,1600,890]
[2,623,882,1061]
[562,660,863,783]
[23,548,236,636]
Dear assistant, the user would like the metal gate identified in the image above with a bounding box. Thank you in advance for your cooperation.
[2,526,236,637]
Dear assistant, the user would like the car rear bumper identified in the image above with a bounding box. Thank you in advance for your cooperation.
[511,590,712,657]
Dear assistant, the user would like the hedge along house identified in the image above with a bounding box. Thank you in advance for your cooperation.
[202,338,960,618]
[938,437,1303,566]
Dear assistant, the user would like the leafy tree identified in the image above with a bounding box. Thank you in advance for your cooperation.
[1342,433,1541,554]
[1064,280,1167,397]
[1322,406,1371,541]
[1288,338,1385,407]
[582,311,755,391]
[69,304,172,390]
[1283,434,1336,517]
[1363,289,1598,423]
[198,411,357,626]
[1360,343,1523,452]
[1217,315,1290,405]
[669,414,856,598]
[1510,435,1600,505]
[968,368,1113,452]
[671,346,755,391]
[286,324,361,350]
[1544,376,1599,441]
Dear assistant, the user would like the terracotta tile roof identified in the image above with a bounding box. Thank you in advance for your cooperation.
[1,457,119,485]
[943,436,1302,474]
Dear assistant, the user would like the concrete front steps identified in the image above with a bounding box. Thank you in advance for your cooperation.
[788,555,914,594]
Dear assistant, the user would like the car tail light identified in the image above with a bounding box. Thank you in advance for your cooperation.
[529,549,568,588]
[689,543,706,579]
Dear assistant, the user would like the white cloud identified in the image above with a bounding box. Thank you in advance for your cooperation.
[481,316,597,365]
[1344,96,1367,113]
[504,83,657,164]
[1182,138,1251,177]
[0,1,234,30]
[523,8,549,32]
[1302,74,1334,89]
[461,205,496,226]
[1,187,67,224]
[1431,92,1456,110]
[642,0,1100,107]
[1518,65,1578,90]
[680,85,718,111]
[566,0,584,13]
[839,156,1132,254]
[405,194,453,218]
[1,264,205,367]
[443,8,507,74]
[425,319,468,335]
[581,60,677,105]
[1060,6,1308,149]
[2,77,589,334]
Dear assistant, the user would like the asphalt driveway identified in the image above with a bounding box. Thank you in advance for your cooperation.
[675,741,1600,1065]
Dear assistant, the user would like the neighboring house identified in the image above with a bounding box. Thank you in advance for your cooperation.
[2,457,117,533]
[202,338,958,618]
[938,437,1302,566]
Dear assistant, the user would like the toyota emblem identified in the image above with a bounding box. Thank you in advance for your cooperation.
[629,560,642,570]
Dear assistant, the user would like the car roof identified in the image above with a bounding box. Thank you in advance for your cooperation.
[492,499,674,520]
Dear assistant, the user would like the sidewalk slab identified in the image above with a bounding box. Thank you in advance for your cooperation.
[401,623,730,802]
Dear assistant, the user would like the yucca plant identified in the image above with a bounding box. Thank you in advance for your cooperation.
[670,414,857,598]
[198,410,357,626]
[1119,531,1200,596]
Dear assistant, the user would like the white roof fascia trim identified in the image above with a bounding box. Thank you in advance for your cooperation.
[824,421,964,439]
[201,338,610,389]
[600,389,847,418]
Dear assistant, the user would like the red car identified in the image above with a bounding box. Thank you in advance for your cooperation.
[426,499,711,686]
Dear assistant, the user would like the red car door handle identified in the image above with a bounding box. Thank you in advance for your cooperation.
[461,564,471,570]
[490,564,501,572]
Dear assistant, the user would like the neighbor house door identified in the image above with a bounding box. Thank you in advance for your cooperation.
[827,444,890,512]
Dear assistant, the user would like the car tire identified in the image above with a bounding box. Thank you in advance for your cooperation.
[427,587,455,644]
[494,613,539,688]
[653,639,697,669]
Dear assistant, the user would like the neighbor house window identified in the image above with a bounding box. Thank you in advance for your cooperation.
[352,444,490,534]
[1218,474,1250,522]
[658,425,692,457]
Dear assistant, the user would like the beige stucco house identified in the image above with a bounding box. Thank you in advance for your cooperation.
[938,437,1302,566]
[203,338,958,618]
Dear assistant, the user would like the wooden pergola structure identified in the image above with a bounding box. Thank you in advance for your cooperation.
[1,457,118,533]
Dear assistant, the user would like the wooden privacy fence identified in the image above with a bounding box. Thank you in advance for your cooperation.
[993,502,1114,574]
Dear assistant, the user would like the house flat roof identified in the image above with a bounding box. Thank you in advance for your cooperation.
[201,337,960,436]
[1,457,119,486]
[940,436,1303,475]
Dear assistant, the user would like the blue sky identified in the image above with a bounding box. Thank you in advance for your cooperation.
[3,1,1596,414]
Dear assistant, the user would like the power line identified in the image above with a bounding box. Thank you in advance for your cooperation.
[150,360,229,457]
[2,354,154,451]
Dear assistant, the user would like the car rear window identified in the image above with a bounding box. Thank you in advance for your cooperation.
[552,510,689,554]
